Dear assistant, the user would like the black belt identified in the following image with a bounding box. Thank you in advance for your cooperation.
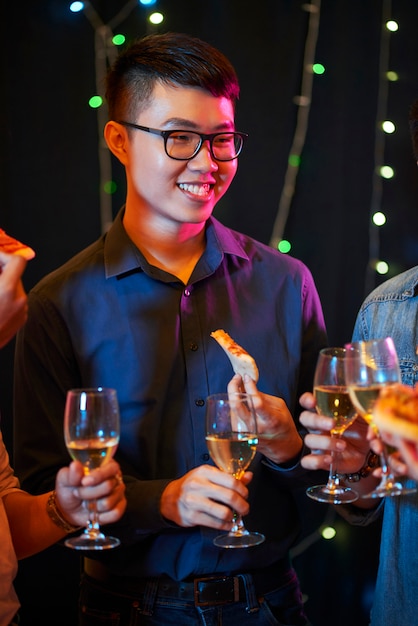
[84,557,292,607]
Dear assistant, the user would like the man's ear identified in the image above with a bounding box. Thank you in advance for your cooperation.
[104,121,129,165]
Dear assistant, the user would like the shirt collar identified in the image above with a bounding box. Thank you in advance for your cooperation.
[104,208,143,279]
[204,216,250,261]
[403,271,418,297]
[103,209,250,280]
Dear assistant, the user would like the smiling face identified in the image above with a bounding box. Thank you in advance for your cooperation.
[105,82,238,234]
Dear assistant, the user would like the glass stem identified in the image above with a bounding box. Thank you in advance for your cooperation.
[327,434,342,490]
[230,512,249,536]
[378,439,391,479]
[84,499,103,537]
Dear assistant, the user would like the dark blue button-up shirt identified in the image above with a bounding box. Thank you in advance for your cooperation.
[14,209,327,579]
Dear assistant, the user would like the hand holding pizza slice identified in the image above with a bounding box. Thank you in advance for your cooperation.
[0,228,36,261]
[210,329,259,382]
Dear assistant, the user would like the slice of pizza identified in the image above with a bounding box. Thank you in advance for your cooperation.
[373,383,418,442]
[211,329,259,382]
[0,228,36,260]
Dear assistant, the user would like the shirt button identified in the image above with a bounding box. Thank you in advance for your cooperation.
[189,342,198,351]
[201,453,210,461]
[184,287,192,297]
[195,398,205,407]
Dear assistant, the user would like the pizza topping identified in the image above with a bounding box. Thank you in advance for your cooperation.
[375,383,418,424]
[211,329,259,382]
[0,228,36,260]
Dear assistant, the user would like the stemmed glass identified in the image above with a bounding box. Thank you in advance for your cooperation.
[345,337,417,498]
[205,392,265,548]
[306,347,359,504]
[63,387,121,549]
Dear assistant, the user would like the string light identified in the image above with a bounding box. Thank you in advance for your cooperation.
[365,0,396,291]
[70,0,160,233]
[269,0,322,252]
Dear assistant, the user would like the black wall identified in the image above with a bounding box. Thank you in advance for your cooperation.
[1,1,417,624]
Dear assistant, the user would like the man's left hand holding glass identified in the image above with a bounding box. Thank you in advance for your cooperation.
[228,374,304,465]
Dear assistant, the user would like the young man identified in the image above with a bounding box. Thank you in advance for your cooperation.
[299,97,418,626]
[0,249,126,625]
[13,32,327,625]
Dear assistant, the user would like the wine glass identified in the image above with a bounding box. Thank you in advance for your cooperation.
[345,338,417,498]
[306,347,359,504]
[63,387,121,549]
[205,392,265,548]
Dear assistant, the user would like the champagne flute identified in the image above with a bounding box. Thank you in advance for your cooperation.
[306,347,359,504]
[345,337,417,498]
[64,387,121,549]
[205,392,265,548]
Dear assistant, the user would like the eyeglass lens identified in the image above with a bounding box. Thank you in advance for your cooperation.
[166,131,242,161]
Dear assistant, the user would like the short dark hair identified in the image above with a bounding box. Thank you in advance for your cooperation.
[408,98,418,161]
[105,32,240,122]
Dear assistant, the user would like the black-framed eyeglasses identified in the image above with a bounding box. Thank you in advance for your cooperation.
[116,121,248,161]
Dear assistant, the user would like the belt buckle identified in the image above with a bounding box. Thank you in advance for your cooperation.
[194,575,240,607]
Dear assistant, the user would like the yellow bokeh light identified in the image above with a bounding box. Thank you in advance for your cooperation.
[321,526,336,540]
[381,120,395,134]
[376,261,389,275]
[386,20,399,32]
[149,12,164,25]
[379,165,394,179]
[372,212,386,226]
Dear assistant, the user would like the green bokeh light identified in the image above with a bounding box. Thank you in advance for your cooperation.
[278,240,291,254]
[104,181,117,194]
[89,95,103,109]
[112,34,126,46]
[288,154,301,167]
[312,63,325,75]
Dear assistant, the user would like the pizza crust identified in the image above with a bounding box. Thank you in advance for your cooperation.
[0,228,35,260]
[210,329,259,382]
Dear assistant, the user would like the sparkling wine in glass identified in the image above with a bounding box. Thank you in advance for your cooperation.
[64,387,121,549]
[205,392,265,548]
[306,347,359,504]
[345,338,417,498]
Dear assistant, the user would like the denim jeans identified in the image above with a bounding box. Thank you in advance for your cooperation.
[78,569,309,626]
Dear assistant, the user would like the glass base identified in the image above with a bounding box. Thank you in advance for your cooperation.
[361,479,418,499]
[213,531,265,549]
[306,484,359,504]
[65,532,120,551]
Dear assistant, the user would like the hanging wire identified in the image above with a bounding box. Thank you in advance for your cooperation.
[82,1,139,234]
[269,0,321,250]
[364,0,393,297]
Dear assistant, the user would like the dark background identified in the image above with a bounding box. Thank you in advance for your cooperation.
[1,1,417,624]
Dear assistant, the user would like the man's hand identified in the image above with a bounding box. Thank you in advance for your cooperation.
[160,464,252,531]
[227,374,303,464]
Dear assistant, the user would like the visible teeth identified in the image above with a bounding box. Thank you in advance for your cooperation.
[179,183,210,196]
